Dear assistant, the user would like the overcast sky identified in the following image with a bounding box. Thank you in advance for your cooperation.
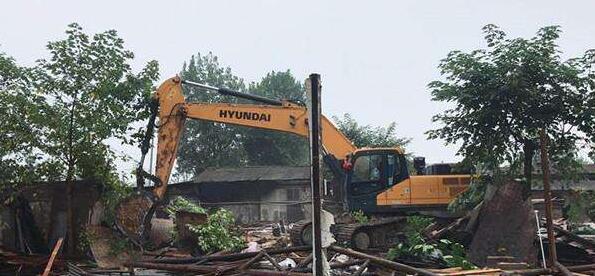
[2,0,595,173]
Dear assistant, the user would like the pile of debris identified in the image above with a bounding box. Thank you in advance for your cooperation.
[2,215,595,275]
[2,181,594,275]
[68,243,505,276]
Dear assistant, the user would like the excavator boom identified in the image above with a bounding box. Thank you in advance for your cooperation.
[152,76,356,199]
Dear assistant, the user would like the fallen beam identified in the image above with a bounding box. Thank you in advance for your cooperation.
[244,269,312,276]
[444,269,502,276]
[505,263,595,275]
[554,261,573,276]
[329,245,438,276]
[126,261,237,273]
[151,245,312,264]
[553,225,595,250]
[239,251,266,271]
[291,252,312,271]
[42,238,63,276]
[292,260,365,272]
[263,251,284,271]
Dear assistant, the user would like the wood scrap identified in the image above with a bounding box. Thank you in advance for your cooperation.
[41,237,63,276]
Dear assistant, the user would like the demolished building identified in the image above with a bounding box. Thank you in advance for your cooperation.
[166,166,313,224]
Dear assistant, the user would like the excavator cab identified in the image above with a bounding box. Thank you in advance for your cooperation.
[343,149,409,213]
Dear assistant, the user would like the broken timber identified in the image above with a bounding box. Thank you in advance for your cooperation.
[41,237,63,276]
[329,245,438,276]
[152,245,311,264]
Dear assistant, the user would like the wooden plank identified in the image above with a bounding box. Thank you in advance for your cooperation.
[329,245,438,276]
[429,267,463,273]
[441,268,502,276]
[42,237,64,276]
[239,251,266,271]
[555,261,573,276]
[263,251,283,271]
[553,225,595,249]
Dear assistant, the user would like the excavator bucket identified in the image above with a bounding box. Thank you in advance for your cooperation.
[114,190,157,244]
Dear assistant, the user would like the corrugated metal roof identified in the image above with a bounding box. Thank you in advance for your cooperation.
[192,166,310,183]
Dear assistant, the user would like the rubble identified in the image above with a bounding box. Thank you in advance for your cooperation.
[2,217,595,275]
[2,183,594,276]
[0,245,65,275]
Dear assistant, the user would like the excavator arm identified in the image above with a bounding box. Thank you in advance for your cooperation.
[152,76,356,199]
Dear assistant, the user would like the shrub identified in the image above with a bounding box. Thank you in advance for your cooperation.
[387,216,475,270]
[165,196,244,253]
[351,210,369,224]
[187,208,245,253]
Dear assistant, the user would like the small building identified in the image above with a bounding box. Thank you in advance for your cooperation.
[531,164,595,221]
[167,166,311,224]
[532,164,595,195]
[0,180,101,254]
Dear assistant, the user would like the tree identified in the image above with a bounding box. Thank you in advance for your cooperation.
[176,53,248,179]
[176,54,309,179]
[25,23,159,254]
[332,113,411,149]
[242,71,309,166]
[0,52,46,185]
[427,25,595,186]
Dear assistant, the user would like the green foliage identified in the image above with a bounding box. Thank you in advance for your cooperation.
[332,113,413,171]
[77,227,93,254]
[165,197,243,253]
[565,190,595,224]
[101,180,133,226]
[448,176,489,212]
[351,210,369,224]
[387,216,475,269]
[0,52,46,186]
[108,236,136,257]
[175,52,308,179]
[165,196,206,218]
[186,208,245,253]
[437,239,476,270]
[175,52,247,180]
[0,23,159,188]
[427,24,595,182]
[571,225,595,235]
[387,216,434,261]
[1,24,157,255]
[31,23,159,181]
[406,216,434,232]
[333,113,411,149]
[242,71,309,166]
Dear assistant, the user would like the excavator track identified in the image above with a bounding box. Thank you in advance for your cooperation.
[290,217,408,250]
[290,219,312,246]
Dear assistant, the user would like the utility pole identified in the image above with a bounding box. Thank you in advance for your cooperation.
[307,73,324,275]
[539,128,557,266]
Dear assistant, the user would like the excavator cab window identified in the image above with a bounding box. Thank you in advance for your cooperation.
[350,153,388,195]
[353,155,383,182]
[348,151,407,197]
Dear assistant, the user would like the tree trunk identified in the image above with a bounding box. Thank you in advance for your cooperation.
[522,141,535,199]
[66,167,75,255]
[66,97,77,256]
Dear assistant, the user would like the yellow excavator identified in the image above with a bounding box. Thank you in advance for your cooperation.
[115,76,471,250]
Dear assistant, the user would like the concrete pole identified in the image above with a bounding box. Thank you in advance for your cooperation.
[307,73,324,275]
